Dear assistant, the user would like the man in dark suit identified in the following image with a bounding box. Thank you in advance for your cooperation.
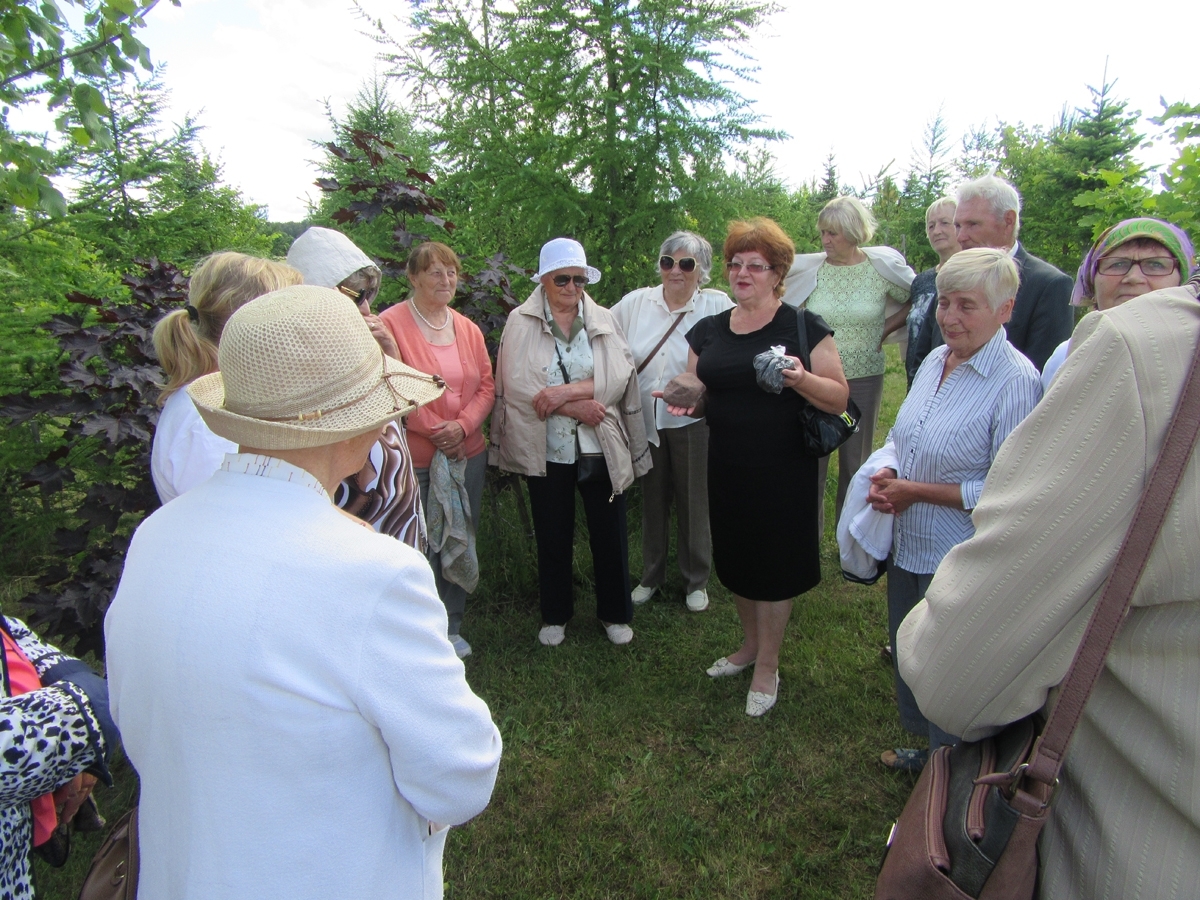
[953,176,1073,370]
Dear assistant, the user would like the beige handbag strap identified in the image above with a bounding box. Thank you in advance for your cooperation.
[1025,324,1200,786]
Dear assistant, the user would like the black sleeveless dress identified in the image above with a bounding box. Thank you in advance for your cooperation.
[687,305,831,600]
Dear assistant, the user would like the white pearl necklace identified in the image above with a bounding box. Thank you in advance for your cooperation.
[411,299,450,331]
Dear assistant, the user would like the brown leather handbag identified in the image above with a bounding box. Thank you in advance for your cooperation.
[77,807,138,900]
[875,329,1200,900]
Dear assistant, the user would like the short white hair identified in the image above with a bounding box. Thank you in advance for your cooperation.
[956,175,1022,240]
[660,230,714,284]
[935,247,1019,311]
[817,195,876,246]
[926,196,956,221]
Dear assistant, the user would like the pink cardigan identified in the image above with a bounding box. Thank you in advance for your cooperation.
[379,302,495,468]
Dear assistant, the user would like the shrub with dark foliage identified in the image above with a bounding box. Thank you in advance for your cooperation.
[0,260,187,657]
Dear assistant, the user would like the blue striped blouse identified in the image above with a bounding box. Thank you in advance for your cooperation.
[889,326,1042,574]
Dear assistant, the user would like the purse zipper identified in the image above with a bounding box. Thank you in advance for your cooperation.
[925,747,952,873]
[966,740,996,841]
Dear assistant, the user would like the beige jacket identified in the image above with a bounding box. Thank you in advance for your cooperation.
[488,288,651,493]
[898,286,1200,900]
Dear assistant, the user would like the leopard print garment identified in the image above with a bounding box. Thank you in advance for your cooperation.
[1,619,107,899]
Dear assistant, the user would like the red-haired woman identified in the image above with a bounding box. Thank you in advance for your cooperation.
[660,217,849,715]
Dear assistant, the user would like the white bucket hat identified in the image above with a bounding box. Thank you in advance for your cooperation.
[286,226,379,288]
[188,285,444,450]
[532,237,601,283]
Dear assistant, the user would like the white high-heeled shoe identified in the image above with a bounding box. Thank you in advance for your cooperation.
[745,673,780,717]
[706,657,751,678]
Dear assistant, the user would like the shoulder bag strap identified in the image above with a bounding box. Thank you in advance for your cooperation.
[636,312,686,375]
[553,342,571,384]
[1025,328,1200,785]
[793,305,812,371]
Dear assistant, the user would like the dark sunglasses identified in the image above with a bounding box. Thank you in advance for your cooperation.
[659,255,697,272]
[552,274,589,288]
[339,284,379,305]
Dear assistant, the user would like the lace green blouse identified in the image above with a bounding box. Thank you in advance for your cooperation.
[805,261,910,379]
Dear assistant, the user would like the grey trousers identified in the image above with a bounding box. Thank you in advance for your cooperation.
[887,559,958,751]
[415,451,487,636]
[818,372,885,537]
[638,420,712,594]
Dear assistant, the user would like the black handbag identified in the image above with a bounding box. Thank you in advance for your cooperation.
[574,450,608,485]
[552,343,609,485]
[793,306,860,457]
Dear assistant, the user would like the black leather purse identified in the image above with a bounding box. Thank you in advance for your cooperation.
[794,307,860,457]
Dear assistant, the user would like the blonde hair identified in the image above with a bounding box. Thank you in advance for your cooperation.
[153,252,302,406]
[817,195,876,246]
[935,248,1019,311]
[926,196,956,222]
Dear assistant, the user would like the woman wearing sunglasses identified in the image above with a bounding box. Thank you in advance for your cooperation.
[287,227,430,554]
[490,238,650,646]
[611,232,733,613]
[1041,217,1195,389]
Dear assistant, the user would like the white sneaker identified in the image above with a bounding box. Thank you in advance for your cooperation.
[449,634,472,659]
[686,589,709,612]
[603,622,634,645]
[631,584,657,605]
[538,624,566,646]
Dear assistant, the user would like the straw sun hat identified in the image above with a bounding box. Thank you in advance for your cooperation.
[189,285,444,450]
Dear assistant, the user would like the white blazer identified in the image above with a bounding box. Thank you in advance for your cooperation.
[106,457,502,900]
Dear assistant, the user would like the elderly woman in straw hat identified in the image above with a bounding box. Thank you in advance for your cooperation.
[490,238,650,646]
[105,285,502,900]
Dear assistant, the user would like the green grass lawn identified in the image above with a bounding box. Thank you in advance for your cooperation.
[14,347,916,899]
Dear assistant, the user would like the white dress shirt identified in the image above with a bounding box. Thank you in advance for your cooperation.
[150,388,237,504]
[610,284,733,445]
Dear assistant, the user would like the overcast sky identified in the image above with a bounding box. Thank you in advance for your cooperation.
[102,0,1200,221]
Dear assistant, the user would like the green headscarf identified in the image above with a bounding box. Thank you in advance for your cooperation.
[1072,218,1195,306]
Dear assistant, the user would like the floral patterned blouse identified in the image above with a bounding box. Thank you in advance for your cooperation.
[805,261,910,380]
[542,298,601,463]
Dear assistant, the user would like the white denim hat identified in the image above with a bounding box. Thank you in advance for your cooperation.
[188,285,444,450]
[532,237,601,283]
[286,226,379,288]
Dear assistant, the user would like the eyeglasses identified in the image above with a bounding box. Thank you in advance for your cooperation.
[1096,256,1178,277]
[552,274,589,288]
[726,261,774,275]
[660,256,697,272]
[339,284,379,305]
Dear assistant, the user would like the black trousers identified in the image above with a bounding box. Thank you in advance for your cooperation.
[526,462,633,626]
